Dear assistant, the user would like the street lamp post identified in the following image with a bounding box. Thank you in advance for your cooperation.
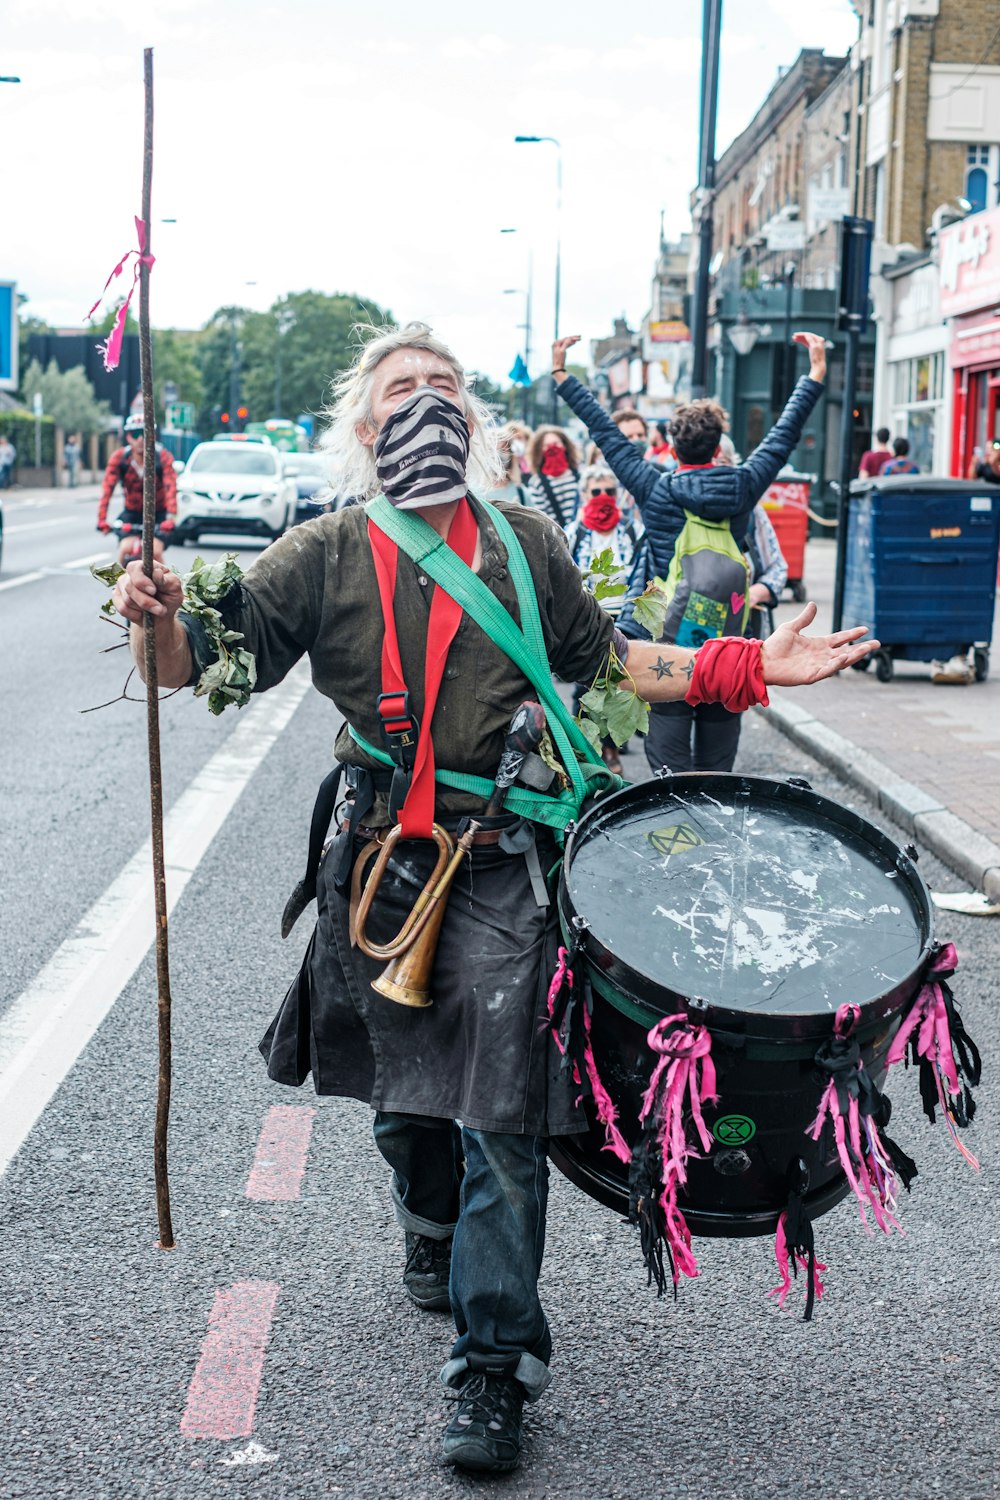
[514,135,561,421]
[273,307,295,418]
[690,0,723,399]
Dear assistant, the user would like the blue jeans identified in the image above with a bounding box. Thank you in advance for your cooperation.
[372,1111,552,1400]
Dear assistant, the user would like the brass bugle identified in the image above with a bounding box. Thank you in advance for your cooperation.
[354,822,478,1008]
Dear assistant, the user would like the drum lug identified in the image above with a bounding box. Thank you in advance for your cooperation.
[687,995,709,1014]
[905,843,919,862]
[564,820,577,839]
[570,914,591,937]
[786,775,813,791]
[653,766,674,781]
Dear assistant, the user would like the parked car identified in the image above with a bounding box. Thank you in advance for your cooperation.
[284,451,341,524]
[174,436,296,544]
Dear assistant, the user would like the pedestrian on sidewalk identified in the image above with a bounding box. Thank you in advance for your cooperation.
[111,319,876,1479]
[970,441,1000,485]
[881,437,919,476]
[859,426,893,478]
[0,433,16,489]
[551,329,828,774]
[64,433,82,488]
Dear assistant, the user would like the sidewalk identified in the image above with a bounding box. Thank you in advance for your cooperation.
[763,536,1000,900]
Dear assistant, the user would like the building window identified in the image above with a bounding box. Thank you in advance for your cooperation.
[965,144,1000,214]
[890,353,945,472]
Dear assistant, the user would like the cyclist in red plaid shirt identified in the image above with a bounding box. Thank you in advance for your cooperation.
[97,414,177,565]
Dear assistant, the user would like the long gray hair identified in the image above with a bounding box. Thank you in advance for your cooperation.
[319,321,503,500]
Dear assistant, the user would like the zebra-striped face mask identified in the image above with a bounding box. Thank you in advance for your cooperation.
[374,385,471,509]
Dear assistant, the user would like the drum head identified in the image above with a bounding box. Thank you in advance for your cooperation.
[562,775,932,1038]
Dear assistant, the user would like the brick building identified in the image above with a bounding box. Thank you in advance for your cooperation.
[698,49,871,508]
[854,0,1000,474]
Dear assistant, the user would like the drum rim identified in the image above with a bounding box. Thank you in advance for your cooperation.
[560,772,935,1042]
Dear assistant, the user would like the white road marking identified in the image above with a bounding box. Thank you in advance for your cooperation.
[0,552,106,592]
[5,516,75,536]
[0,663,312,1178]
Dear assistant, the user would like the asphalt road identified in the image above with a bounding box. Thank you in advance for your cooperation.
[1,499,997,1500]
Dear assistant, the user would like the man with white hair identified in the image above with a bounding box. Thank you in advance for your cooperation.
[113,321,876,1476]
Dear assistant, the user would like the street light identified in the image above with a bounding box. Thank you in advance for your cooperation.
[514,135,561,420]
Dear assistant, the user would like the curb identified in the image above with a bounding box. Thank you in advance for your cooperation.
[758,695,1000,903]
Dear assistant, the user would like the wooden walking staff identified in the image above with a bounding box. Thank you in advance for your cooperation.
[137,47,175,1251]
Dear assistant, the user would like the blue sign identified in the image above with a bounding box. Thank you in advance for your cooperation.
[508,353,530,387]
[295,412,314,437]
[0,282,16,391]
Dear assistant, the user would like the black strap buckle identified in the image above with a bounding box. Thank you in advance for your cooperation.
[377,691,420,822]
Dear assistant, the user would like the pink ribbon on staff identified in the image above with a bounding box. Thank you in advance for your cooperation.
[86,216,155,372]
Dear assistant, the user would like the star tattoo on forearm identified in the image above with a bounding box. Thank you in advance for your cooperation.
[651,656,673,680]
[683,657,695,681]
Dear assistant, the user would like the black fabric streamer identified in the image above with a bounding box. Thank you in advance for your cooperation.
[628,1133,673,1298]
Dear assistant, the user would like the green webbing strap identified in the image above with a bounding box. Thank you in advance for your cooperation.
[365,496,603,809]
[346,724,590,833]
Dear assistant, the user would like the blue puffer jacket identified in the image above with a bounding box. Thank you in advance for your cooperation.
[555,373,824,637]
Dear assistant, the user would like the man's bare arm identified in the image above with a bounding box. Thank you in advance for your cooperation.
[112,560,193,688]
[623,605,877,702]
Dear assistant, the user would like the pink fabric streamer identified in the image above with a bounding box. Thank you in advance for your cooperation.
[768,1213,826,1310]
[546,948,631,1164]
[638,1014,718,1284]
[86,216,155,372]
[886,942,980,1171]
[806,1003,903,1235]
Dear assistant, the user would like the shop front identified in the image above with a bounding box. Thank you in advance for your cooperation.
[940,204,1000,475]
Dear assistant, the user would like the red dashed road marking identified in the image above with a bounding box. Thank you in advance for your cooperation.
[180,1282,280,1440]
[245,1105,316,1201]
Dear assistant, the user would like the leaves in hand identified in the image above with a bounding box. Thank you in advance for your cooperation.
[632,578,670,640]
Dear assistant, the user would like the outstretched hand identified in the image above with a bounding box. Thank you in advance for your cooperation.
[760,602,877,685]
[792,331,827,383]
[552,334,581,377]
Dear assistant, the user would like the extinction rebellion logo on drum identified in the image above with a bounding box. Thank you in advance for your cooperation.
[712,1114,757,1145]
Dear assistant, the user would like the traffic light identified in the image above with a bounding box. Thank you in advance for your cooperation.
[236,405,248,432]
[220,410,230,426]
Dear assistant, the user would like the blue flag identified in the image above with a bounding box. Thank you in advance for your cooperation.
[508,353,530,387]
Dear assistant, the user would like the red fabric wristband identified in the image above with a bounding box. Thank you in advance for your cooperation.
[684,637,769,714]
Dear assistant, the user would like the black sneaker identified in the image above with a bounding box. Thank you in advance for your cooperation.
[402,1232,452,1312]
[441,1372,524,1474]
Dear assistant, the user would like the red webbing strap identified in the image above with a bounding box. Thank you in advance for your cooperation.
[367,498,478,838]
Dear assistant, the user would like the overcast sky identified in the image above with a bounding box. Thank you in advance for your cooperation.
[5,0,857,385]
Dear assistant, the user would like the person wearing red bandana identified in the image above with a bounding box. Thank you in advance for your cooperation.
[112,321,878,1479]
[567,466,642,774]
[525,425,581,530]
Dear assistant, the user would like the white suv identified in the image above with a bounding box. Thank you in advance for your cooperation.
[174,437,296,544]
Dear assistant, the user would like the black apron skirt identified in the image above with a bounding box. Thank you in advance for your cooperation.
[260,831,588,1137]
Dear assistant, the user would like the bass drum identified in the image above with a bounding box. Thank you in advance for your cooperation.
[548,775,934,1238]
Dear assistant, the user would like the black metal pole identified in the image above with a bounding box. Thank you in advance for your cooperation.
[831,325,860,633]
[782,262,795,404]
[690,0,723,399]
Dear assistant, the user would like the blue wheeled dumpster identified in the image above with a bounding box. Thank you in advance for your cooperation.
[843,476,1000,683]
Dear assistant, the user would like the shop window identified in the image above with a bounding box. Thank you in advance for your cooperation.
[745,406,765,453]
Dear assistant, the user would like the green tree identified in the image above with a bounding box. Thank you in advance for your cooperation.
[207,291,394,431]
[151,328,204,422]
[19,358,111,434]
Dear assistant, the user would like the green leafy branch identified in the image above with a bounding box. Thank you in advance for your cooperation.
[183,555,257,714]
[90,552,257,716]
[575,554,674,750]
